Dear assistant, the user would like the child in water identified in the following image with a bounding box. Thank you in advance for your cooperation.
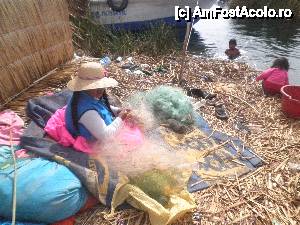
[256,57,289,96]
[225,39,241,59]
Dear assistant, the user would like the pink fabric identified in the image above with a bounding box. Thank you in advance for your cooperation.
[44,107,93,153]
[116,122,144,150]
[108,122,144,160]
[45,107,144,154]
[15,149,30,158]
[256,68,289,94]
[0,110,24,146]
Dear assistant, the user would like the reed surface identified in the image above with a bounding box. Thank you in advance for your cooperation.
[5,54,299,225]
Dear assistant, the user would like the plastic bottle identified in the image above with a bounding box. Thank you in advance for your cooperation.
[116,56,123,62]
[99,56,111,68]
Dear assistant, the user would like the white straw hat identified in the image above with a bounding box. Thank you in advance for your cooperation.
[67,62,118,91]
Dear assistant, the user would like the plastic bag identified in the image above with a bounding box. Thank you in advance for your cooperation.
[0,146,87,223]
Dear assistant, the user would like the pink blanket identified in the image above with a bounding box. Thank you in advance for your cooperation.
[44,107,93,153]
[0,109,24,146]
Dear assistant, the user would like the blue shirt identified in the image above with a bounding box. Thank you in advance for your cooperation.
[65,92,114,140]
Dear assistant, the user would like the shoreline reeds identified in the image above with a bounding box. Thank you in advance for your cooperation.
[70,15,181,57]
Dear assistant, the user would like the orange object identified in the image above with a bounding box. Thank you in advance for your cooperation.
[52,196,98,225]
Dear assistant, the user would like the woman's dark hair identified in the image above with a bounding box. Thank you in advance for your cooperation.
[229,39,237,45]
[71,91,80,131]
[271,57,289,71]
[102,91,116,117]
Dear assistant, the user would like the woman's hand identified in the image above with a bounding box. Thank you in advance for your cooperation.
[115,108,122,115]
[119,109,145,131]
[118,109,131,120]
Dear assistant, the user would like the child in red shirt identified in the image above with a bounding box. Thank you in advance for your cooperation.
[256,57,289,95]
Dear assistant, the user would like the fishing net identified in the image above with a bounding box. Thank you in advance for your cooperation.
[145,86,195,126]
[126,86,195,129]
[129,168,187,207]
[95,86,196,210]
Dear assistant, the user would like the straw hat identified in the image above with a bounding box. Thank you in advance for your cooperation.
[67,62,118,91]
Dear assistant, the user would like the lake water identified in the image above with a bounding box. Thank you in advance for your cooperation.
[190,4,300,84]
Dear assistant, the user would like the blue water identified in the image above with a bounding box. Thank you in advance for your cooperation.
[190,4,300,84]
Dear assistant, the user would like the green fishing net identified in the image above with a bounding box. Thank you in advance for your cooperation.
[130,168,186,206]
[145,86,195,125]
[127,86,195,126]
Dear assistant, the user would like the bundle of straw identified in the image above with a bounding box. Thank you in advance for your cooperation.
[0,0,73,105]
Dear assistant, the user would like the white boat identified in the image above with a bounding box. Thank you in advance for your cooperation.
[89,0,217,30]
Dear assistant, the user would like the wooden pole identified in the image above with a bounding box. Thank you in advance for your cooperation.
[178,21,193,84]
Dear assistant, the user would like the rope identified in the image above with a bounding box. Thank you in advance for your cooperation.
[10,120,17,225]
[178,1,199,83]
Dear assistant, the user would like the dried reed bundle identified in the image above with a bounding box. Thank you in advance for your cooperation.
[0,0,73,105]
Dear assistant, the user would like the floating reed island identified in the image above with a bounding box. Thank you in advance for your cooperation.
[6,53,300,225]
[2,0,298,224]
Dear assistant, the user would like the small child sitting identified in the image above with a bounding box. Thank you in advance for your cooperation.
[225,39,241,59]
[256,57,289,96]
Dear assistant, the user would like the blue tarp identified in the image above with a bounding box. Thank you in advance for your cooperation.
[0,145,87,223]
[0,220,45,225]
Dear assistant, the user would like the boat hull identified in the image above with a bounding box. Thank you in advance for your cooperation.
[90,0,216,30]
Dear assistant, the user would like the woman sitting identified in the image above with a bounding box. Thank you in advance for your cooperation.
[65,62,130,142]
[45,62,139,153]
